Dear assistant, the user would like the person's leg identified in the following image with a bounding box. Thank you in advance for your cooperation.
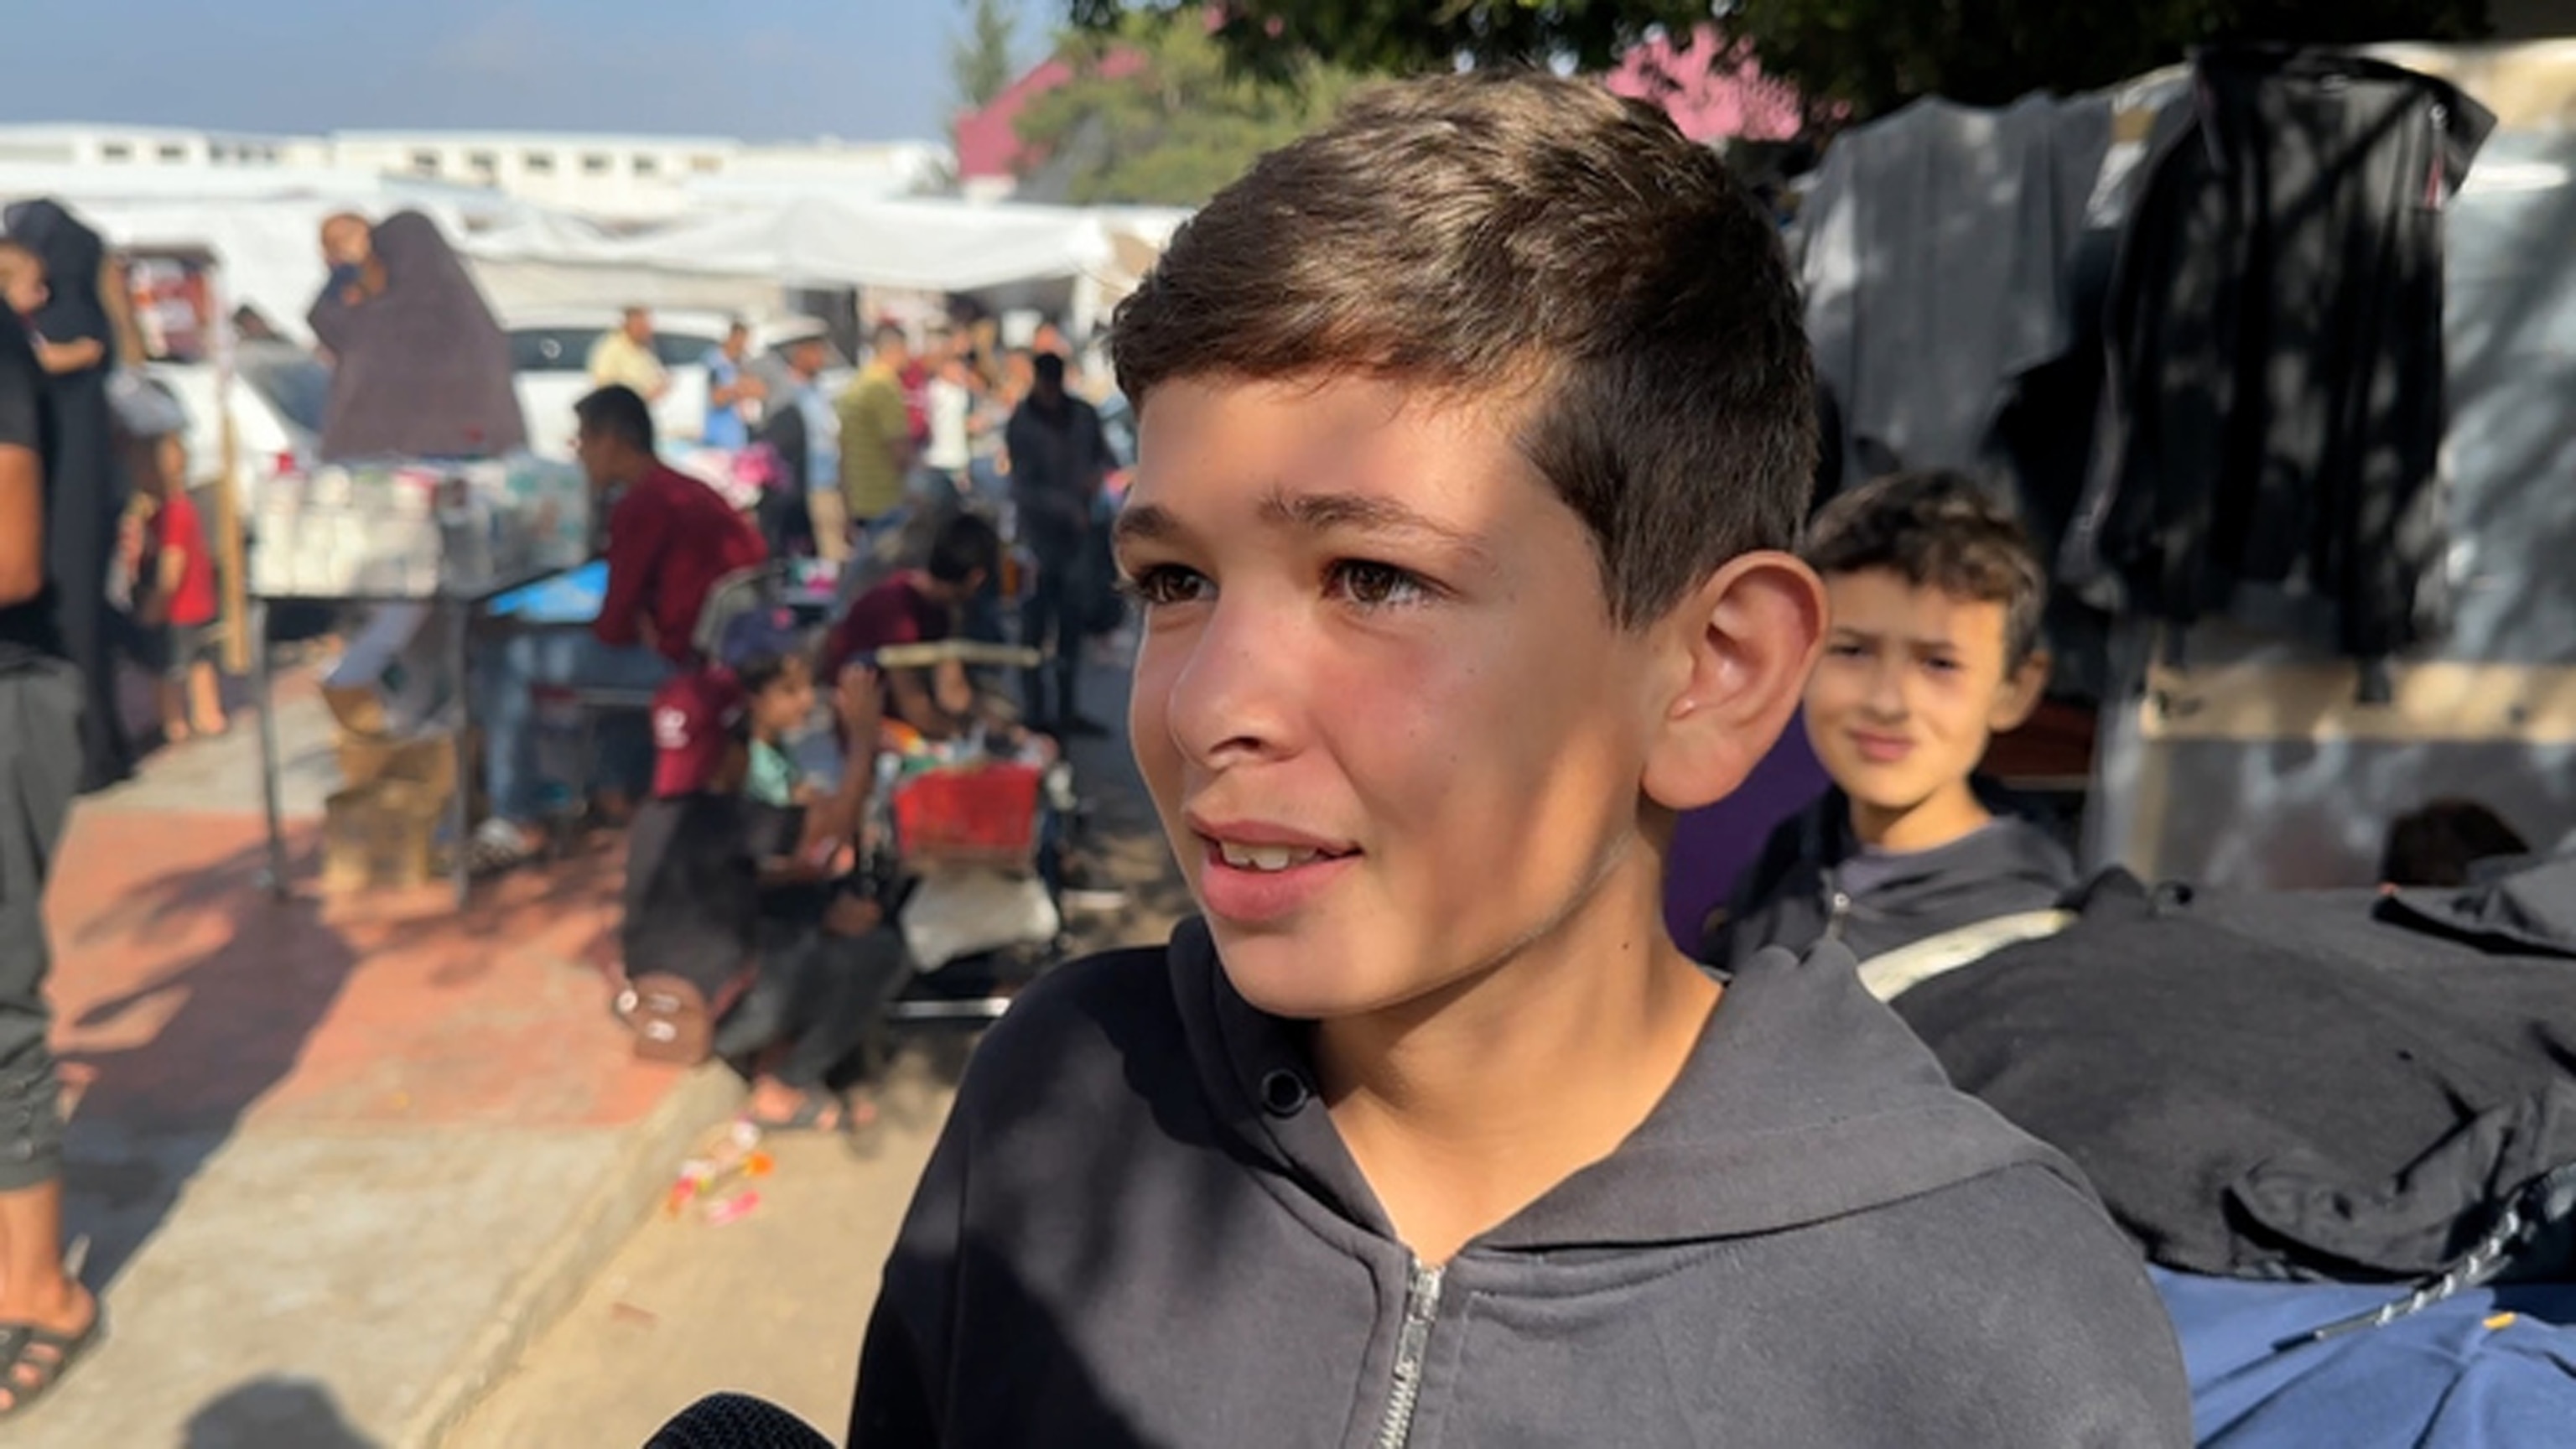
[1021,543,1072,725]
[188,656,228,735]
[555,637,674,808]
[476,631,548,828]
[808,489,851,564]
[0,662,100,1408]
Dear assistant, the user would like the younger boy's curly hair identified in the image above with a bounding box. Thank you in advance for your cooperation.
[1804,471,2049,670]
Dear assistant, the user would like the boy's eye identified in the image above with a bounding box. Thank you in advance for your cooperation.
[1826,641,1869,660]
[1119,564,1209,608]
[1326,559,1431,610]
[1922,655,1962,675]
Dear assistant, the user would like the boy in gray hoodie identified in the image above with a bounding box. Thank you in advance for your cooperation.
[851,74,2188,1448]
[1709,470,2080,974]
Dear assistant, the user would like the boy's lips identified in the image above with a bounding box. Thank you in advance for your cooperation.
[1848,731,1915,765]
[1185,815,1362,926]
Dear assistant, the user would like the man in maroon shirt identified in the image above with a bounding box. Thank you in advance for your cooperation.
[822,511,999,741]
[473,385,766,871]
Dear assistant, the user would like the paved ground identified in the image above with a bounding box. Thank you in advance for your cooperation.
[453,651,1186,1446]
[16,643,1181,1448]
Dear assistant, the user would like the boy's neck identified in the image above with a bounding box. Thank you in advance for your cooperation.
[1848,782,1992,854]
[1313,851,1717,1266]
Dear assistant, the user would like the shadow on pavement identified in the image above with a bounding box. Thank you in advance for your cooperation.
[55,836,363,1295]
[183,1376,378,1449]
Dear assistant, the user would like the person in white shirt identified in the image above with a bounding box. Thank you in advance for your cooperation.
[922,351,979,497]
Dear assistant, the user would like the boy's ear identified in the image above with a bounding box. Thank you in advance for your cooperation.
[1989,649,2049,735]
[1642,551,1826,813]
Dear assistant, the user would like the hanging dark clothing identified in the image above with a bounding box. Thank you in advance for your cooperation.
[1891,860,2576,1288]
[5,200,134,792]
[309,211,527,462]
[2068,48,2494,667]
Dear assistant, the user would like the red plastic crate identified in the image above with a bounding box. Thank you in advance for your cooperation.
[892,761,1044,866]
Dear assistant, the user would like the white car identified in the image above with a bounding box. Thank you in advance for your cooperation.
[505,309,846,462]
[144,340,330,518]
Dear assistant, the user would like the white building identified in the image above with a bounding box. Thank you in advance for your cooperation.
[0,122,949,221]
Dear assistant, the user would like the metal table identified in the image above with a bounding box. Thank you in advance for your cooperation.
[250,567,564,910]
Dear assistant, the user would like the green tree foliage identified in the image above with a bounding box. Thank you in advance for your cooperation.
[1062,0,2491,121]
[1016,13,1367,205]
[953,0,1025,113]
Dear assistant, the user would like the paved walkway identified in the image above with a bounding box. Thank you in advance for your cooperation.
[20,648,1182,1447]
[22,678,745,1448]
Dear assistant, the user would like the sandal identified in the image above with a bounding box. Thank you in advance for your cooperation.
[0,1308,103,1420]
[745,1088,854,1134]
[467,819,545,877]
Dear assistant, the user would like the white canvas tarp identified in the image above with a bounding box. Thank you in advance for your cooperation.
[465,195,1188,295]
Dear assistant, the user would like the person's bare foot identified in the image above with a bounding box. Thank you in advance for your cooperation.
[744,1078,879,1133]
[160,720,192,746]
[0,1280,97,1415]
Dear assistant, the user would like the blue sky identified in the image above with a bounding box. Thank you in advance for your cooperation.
[0,0,1040,142]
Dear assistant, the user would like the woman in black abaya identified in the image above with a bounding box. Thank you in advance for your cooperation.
[6,200,134,792]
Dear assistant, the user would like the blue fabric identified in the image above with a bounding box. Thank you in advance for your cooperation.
[703,349,750,450]
[478,629,673,821]
[2153,1267,2576,1447]
[486,561,610,625]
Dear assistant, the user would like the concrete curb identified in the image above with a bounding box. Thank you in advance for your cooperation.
[396,1065,748,1449]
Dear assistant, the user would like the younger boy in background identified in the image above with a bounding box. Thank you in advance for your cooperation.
[1709,470,2076,973]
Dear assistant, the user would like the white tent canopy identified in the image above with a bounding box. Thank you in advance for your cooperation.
[465,195,1189,295]
[0,173,1190,345]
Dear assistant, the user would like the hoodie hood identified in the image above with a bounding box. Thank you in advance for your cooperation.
[1168,917,2072,1250]
[1829,809,2078,937]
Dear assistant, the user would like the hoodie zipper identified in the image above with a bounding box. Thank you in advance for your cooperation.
[1823,886,1853,942]
[1370,1258,1445,1449]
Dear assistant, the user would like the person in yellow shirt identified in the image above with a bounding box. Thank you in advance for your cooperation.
[834,323,913,532]
[588,308,668,402]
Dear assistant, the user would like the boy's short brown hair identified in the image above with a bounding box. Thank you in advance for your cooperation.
[1805,471,2049,668]
[1109,70,1814,628]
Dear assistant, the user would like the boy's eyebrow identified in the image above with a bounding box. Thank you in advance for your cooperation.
[1257,488,1493,562]
[1110,490,1493,558]
[1829,626,1965,651]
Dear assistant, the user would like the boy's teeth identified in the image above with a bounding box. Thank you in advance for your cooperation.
[1219,843,1321,872]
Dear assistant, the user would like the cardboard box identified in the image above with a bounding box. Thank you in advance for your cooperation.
[335,730,464,798]
[322,782,447,895]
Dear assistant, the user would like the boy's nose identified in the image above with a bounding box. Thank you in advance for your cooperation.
[1862,662,1909,719]
[1161,600,1301,767]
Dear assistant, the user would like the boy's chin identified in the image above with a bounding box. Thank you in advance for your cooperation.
[1209,927,1420,1023]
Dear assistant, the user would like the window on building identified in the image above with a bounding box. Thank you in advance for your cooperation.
[412,150,442,177]
[101,142,132,164]
[582,153,612,174]
[689,154,721,175]
[158,143,189,163]
[633,154,661,177]
[524,150,556,175]
[468,151,499,179]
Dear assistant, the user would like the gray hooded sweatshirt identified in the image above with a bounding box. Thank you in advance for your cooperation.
[851,919,2189,1447]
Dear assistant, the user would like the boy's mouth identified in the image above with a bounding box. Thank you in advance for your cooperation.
[1849,731,1915,764]
[1213,841,1346,873]
[1186,815,1363,921]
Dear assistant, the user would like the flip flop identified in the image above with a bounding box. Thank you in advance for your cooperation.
[0,1308,104,1420]
[745,1088,854,1134]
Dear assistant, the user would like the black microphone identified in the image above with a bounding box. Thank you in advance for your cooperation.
[645,1393,838,1449]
